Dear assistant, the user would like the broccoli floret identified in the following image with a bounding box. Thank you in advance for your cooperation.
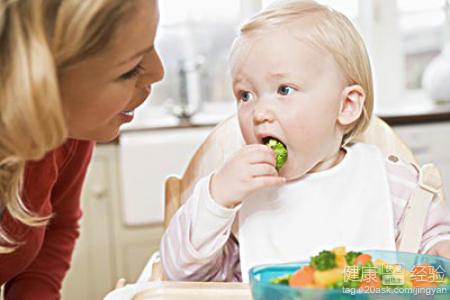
[310,250,337,271]
[270,274,291,285]
[265,138,288,171]
[343,278,362,289]
[376,265,383,278]
[328,279,345,289]
[345,251,362,265]
[365,260,374,268]
[440,277,450,287]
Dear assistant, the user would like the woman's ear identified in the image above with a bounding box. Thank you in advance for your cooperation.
[337,85,365,126]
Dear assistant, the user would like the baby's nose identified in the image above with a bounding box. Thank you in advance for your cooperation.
[253,108,274,124]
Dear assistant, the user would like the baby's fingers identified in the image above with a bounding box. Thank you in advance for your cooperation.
[251,163,278,177]
[244,145,276,165]
[250,175,286,190]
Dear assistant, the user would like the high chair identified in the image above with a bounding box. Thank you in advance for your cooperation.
[138,115,444,282]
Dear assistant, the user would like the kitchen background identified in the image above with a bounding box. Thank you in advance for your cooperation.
[61,1,450,299]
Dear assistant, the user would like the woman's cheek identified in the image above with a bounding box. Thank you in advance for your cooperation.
[109,84,135,109]
[131,86,150,104]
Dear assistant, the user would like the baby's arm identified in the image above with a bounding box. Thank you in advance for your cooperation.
[419,199,450,257]
[425,240,450,259]
[386,157,450,257]
[160,175,241,281]
[160,144,284,281]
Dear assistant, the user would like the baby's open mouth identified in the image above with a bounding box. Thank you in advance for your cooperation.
[262,136,286,148]
[262,136,288,171]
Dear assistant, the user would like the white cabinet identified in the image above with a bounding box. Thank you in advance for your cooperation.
[393,122,450,204]
[62,126,214,300]
[119,127,213,225]
[62,145,118,300]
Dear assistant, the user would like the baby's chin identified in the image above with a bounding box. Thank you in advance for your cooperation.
[279,162,310,181]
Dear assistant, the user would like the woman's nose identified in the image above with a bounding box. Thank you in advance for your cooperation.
[137,50,164,88]
[146,50,164,84]
[150,50,164,83]
[132,51,165,104]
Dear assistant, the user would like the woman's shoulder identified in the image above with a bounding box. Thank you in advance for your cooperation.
[23,139,95,195]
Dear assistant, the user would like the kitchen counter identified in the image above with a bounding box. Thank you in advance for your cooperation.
[381,105,450,126]
[375,90,450,126]
[119,102,235,133]
[103,103,234,144]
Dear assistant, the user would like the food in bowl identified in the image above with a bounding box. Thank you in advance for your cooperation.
[269,247,450,289]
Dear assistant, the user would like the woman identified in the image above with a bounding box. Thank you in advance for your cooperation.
[0,0,163,298]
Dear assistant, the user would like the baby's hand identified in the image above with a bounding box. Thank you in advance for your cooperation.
[210,144,286,208]
[426,240,450,259]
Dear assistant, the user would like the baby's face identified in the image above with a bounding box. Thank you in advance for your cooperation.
[231,28,348,181]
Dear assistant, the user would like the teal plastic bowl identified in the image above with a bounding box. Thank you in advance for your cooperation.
[249,250,450,300]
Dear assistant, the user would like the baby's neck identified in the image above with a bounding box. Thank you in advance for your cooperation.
[309,147,346,173]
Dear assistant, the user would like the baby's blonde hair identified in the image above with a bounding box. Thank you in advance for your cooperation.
[0,0,133,253]
[235,0,373,143]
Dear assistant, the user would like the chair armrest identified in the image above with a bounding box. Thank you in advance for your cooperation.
[138,251,164,282]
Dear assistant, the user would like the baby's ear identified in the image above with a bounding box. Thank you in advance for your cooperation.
[337,85,365,126]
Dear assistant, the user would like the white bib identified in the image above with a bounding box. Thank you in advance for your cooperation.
[238,143,397,282]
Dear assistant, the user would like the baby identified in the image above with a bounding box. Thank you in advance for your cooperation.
[161,0,450,282]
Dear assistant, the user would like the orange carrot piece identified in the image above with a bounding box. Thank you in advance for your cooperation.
[289,266,315,288]
[354,254,372,266]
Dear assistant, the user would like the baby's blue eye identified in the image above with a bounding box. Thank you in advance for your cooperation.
[278,85,294,96]
[239,91,253,102]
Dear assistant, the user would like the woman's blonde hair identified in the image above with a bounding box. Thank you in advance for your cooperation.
[234,0,373,143]
[0,0,133,252]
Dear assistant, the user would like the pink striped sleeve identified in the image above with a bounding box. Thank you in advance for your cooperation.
[386,157,450,253]
[160,175,242,282]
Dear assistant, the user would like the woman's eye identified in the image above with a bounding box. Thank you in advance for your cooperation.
[239,91,253,102]
[278,85,294,96]
[119,64,143,80]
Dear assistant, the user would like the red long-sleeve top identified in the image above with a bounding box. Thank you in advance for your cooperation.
[0,139,94,299]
